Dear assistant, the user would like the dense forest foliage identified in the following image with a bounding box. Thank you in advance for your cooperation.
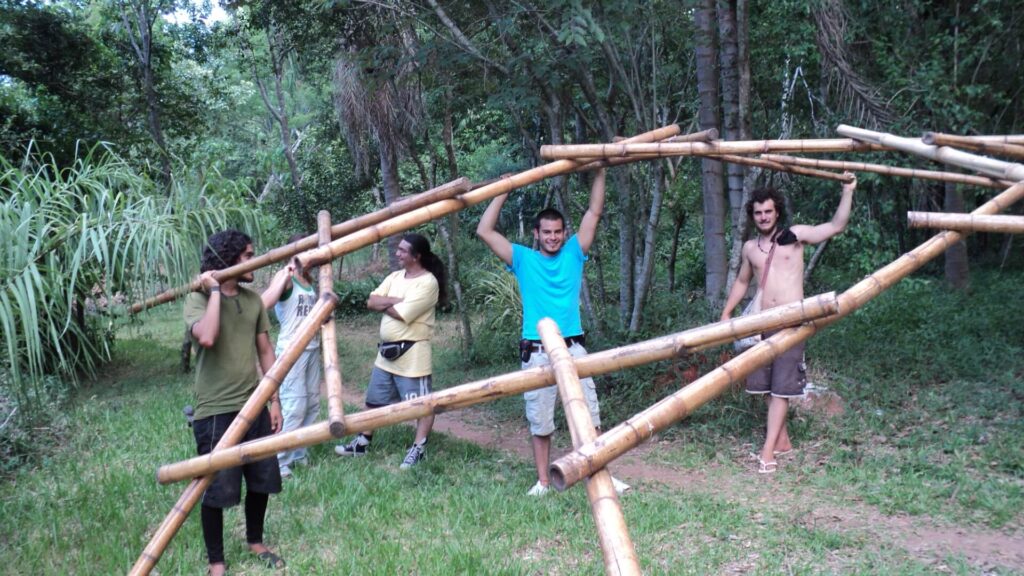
[1,0,1022,421]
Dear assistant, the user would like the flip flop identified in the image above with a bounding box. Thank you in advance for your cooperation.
[256,550,286,569]
[773,449,793,457]
[757,458,777,474]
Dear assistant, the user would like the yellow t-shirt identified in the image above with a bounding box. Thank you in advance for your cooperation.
[373,270,438,377]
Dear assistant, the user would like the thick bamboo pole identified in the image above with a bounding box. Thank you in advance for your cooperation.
[129,178,472,313]
[711,154,854,182]
[940,135,1024,145]
[761,154,1014,189]
[156,292,838,484]
[549,180,1024,491]
[908,212,1024,234]
[837,125,1024,182]
[570,129,720,169]
[922,132,1024,161]
[317,211,346,435]
[538,319,641,576]
[537,138,888,161]
[131,293,338,576]
[293,125,683,271]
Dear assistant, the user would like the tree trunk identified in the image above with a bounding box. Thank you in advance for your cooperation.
[629,164,665,332]
[695,0,728,306]
[718,0,745,234]
[121,1,171,188]
[439,90,472,350]
[943,182,970,290]
[378,140,402,270]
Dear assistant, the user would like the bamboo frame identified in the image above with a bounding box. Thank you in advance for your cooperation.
[155,292,838,484]
[538,319,641,576]
[761,154,1014,189]
[837,125,1024,182]
[711,154,854,182]
[922,132,1024,161]
[536,138,888,161]
[549,180,1024,491]
[129,177,472,313]
[936,135,1024,145]
[570,128,719,169]
[292,124,684,271]
[131,293,339,576]
[317,211,346,435]
[907,212,1024,233]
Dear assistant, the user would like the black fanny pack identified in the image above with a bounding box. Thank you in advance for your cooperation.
[378,340,417,361]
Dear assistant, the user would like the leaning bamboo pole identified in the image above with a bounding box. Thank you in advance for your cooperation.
[549,179,1024,491]
[292,124,683,270]
[761,154,1014,189]
[538,319,641,576]
[908,212,1024,234]
[156,292,838,484]
[939,135,1024,145]
[537,138,888,161]
[129,178,472,313]
[922,132,1024,161]
[570,129,719,169]
[710,154,854,182]
[837,125,1024,182]
[130,293,339,576]
[317,211,346,435]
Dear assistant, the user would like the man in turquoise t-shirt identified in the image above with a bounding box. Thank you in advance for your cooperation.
[477,168,628,497]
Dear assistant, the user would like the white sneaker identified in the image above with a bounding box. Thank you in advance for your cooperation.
[279,465,293,479]
[611,476,631,494]
[527,481,550,496]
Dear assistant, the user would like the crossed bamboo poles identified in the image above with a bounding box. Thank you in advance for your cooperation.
[133,125,1024,575]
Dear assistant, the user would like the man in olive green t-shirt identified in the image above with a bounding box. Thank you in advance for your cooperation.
[183,229,285,575]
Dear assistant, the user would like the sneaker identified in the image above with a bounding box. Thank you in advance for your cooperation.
[279,465,293,479]
[527,481,550,496]
[400,443,426,469]
[335,435,369,456]
[611,476,631,495]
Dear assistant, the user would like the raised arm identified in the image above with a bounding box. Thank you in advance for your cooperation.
[476,193,514,265]
[260,264,294,309]
[575,167,606,254]
[791,173,857,245]
[190,271,222,348]
[720,246,754,322]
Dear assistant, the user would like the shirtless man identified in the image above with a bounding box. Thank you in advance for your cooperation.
[720,174,856,473]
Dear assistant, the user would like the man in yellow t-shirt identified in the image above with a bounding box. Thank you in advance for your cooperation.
[335,233,448,469]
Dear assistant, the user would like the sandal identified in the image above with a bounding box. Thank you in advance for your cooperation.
[773,449,793,457]
[256,550,287,569]
[757,458,778,474]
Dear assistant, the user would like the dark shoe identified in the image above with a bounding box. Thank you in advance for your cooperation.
[400,443,425,469]
[256,550,286,569]
[335,435,369,456]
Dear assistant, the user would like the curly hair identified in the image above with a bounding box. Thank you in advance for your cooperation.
[200,229,252,272]
[744,187,789,238]
[402,233,449,307]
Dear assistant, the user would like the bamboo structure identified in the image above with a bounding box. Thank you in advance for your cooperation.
[317,211,346,435]
[129,177,472,313]
[293,124,684,271]
[538,319,641,576]
[156,292,839,484]
[549,178,1024,491]
[536,138,889,162]
[837,125,1024,182]
[570,129,719,169]
[711,154,854,182]
[131,293,339,576]
[908,212,1024,234]
[938,135,1024,145]
[922,132,1024,161]
[761,154,1014,189]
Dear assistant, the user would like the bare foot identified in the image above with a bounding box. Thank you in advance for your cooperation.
[208,562,226,576]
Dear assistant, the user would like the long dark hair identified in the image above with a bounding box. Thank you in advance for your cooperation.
[403,233,448,306]
[743,187,789,239]
[200,229,252,272]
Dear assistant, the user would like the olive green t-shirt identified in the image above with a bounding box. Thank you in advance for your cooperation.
[183,287,270,419]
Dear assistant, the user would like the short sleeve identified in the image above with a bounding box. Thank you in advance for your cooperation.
[391,275,438,322]
[183,292,208,334]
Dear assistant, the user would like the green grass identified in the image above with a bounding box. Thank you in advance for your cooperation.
[1,272,1022,574]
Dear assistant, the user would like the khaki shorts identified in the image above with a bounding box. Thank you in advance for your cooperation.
[746,339,807,398]
[522,342,601,436]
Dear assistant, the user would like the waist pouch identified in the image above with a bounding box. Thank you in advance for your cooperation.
[379,340,417,361]
[519,334,586,363]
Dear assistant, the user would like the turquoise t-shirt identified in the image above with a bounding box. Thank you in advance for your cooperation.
[509,235,586,340]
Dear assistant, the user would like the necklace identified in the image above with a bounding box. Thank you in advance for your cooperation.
[756,234,773,254]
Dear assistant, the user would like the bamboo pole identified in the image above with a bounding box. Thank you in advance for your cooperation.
[537,138,888,161]
[837,125,1024,182]
[908,212,1024,233]
[131,293,338,576]
[549,180,1024,491]
[293,124,683,271]
[710,154,854,182]
[922,132,1024,161]
[538,319,641,576]
[938,135,1024,145]
[156,292,838,484]
[129,178,472,313]
[761,154,1014,189]
[317,211,346,435]
[569,129,720,169]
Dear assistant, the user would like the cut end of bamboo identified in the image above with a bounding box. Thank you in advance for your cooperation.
[328,419,347,438]
[550,466,569,492]
[921,132,938,146]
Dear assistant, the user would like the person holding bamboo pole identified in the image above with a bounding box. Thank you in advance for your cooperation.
[335,233,447,469]
[477,167,628,497]
[184,229,286,574]
[720,174,857,474]
[262,234,322,480]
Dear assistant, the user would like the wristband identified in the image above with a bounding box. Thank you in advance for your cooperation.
[209,286,220,293]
